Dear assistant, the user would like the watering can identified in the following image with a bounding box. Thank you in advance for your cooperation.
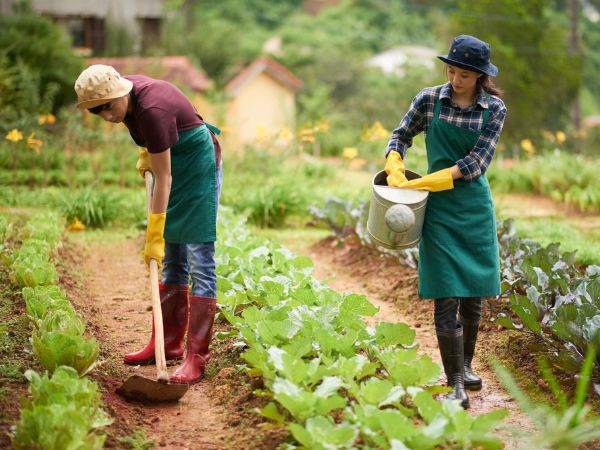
[367,169,428,250]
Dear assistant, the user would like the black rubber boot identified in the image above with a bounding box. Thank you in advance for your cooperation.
[459,315,482,391]
[436,326,469,409]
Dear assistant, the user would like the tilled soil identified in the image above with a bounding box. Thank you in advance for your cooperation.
[59,235,285,450]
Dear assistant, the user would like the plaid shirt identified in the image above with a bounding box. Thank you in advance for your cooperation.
[386,82,507,182]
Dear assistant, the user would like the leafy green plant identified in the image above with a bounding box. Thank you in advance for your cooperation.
[496,219,600,374]
[117,429,156,450]
[22,286,72,322]
[12,367,111,450]
[494,347,600,450]
[245,182,306,228]
[31,331,99,376]
[59,188,120,228]
[215,209,507,449]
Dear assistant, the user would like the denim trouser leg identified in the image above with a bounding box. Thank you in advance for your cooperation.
[162,243,190,285]
[162,163,222,297]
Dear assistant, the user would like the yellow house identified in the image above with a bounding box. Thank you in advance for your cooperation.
[222,55,303,150]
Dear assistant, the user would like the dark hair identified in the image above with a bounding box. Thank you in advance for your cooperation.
[477,75,502,97]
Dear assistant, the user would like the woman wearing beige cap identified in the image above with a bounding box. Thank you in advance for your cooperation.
[74,64,222,384]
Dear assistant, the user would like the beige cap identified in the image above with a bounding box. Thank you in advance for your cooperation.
[74,64,133,110]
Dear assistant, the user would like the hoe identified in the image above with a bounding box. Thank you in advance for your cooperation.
[117,171,189,402]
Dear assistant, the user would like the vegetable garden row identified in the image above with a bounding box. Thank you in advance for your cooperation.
[311,198,600,384]
[1,212,110,449]
[2,204,600,448]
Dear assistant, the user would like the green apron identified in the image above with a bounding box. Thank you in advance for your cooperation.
[418,98,500,299]
[163,124,217,244]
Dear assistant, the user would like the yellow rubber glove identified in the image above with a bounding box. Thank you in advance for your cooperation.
[396,168,454,192]
[384,151,409,186]
[144,213,166,268]
[136,148,152,178]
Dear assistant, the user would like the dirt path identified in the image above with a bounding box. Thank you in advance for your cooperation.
[494,193,600,231]
[302,236,535,446]
[62,235,233,450]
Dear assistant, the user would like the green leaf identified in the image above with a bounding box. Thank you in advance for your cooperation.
[288,423,314,448]
[340,294,379,317]
[375,322,415,347]
[494,315,522,330]
[259,402,285,425]
[412,390,442,423]
[357,379,394,406]
[471,408,508,433]
[305,416,358,447]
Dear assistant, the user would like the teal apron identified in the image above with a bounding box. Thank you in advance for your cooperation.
[418,98,500,299]
[163,124,217,244]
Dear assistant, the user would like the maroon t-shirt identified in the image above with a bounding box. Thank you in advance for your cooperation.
[123,75,221,166]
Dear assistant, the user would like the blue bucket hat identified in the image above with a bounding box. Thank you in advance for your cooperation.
[438,35,498,77]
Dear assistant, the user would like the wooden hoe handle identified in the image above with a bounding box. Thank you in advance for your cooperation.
[145,171,169,381]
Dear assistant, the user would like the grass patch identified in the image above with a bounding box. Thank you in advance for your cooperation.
[250,225,332,255]
[117,429,156,450]
[506,217,600,266]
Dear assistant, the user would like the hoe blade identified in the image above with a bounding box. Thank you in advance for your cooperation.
[117,374,189,403]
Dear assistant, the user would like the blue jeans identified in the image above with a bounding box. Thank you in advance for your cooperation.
[162,164,222,297]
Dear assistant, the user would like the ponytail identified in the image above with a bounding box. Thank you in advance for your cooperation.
[477,75,503,97]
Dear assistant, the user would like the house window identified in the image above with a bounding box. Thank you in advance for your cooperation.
[56,16,105,53]
[140,18,162,52]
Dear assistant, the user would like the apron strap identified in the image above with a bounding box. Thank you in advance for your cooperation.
[204,122,221,136]
[433,98,442,122]
[481,94,490,129]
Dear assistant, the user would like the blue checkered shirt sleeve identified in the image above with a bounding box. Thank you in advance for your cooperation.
[385,89,431,159]
[456,99,507,182]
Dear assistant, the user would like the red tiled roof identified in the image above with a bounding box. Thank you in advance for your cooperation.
[86,56,212,92]
[225,55,303,95]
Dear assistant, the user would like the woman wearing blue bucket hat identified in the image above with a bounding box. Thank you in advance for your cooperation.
[383,35,507,409]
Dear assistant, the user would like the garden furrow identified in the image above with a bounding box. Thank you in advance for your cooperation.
[67,235,233,450]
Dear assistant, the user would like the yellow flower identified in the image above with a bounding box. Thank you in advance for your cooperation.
[278,127,294,140]
[555,131,566,144]
[38,113,56,125]
[342,147,358,159]
[5,129,23,142]
[299,127,315,142]
[314,120,330,133]
[27,132,43,155]
[256,125,268,137]
[520,139,535,156]
[220,126,232,134]
[361,121,390,142]
[67,217,86,231]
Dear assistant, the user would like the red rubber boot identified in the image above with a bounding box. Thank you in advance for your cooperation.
[170,296,216,384]
[123,283,189,365]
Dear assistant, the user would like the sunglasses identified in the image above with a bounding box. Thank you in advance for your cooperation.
[88,101,113,115]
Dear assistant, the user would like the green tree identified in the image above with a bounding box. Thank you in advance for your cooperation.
[450,0,581,146]
[0,7,82,116]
